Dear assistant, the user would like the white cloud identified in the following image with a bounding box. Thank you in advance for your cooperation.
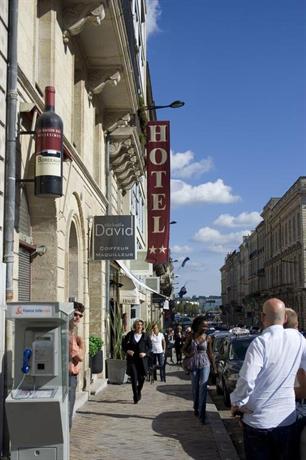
[146,0,161,38]
[171,150,213,179]
[214,211,262,228]
[185,261,203,272]
[171,150,194,170]
[193,226,250,253]
[171,245,192,255]
[171,179,240,206]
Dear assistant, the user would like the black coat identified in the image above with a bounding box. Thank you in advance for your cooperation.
[123,331,152,376]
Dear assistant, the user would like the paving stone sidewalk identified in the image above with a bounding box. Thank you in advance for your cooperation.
[70,365,239,460]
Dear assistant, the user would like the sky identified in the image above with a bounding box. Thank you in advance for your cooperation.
[146,0,306,297]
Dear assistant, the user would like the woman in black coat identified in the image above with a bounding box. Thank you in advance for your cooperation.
[123,319,152,403]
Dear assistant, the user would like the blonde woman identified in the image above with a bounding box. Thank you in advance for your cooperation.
[123,320,152,403]
[151,323,166,382]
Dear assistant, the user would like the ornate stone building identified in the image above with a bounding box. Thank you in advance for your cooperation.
[0,3,166,444]
[221,177,306,327]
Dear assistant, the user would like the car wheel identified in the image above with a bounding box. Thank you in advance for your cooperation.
[223,380,231,407]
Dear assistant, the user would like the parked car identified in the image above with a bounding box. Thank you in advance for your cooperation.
[215,334,257,406]
[210,331,230,383]
[212,331,231,359]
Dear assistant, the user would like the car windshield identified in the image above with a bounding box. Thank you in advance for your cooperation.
[229,339,253,360]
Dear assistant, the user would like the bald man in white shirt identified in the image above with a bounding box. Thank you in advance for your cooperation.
[230,298,306,460]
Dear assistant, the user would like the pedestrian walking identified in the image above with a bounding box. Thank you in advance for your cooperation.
[150,323,166,382]
[165,327,175,363]
[231,298,306,460]
[174,325,183,364]
[182,316,216,424]
[69,301,85,430]
[123,319,152,404]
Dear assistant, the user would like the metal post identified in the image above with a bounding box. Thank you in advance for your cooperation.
[105,134,111,353]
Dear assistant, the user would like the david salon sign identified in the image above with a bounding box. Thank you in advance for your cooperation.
[146,121,170,264]
[93,216,136,260]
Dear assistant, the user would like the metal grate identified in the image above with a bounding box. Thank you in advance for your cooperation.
[18,247,31,301]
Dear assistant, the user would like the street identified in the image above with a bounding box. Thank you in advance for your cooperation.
[70,365,240,460]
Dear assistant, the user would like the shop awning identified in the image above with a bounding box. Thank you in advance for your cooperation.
[116,260,169,300]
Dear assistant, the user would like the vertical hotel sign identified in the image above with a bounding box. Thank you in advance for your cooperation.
[146,121,170,264]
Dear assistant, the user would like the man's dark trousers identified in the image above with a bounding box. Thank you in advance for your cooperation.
[243,421,297,460]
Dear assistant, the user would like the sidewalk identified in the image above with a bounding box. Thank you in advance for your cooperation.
[70,365,239,460]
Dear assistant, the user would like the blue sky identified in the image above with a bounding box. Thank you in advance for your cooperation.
[146,0,306,297]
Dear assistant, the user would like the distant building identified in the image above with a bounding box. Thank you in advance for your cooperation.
[220,177,306,328]
[190,295,222,312]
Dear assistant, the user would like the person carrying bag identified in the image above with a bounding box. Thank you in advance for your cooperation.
[182,316,217,424]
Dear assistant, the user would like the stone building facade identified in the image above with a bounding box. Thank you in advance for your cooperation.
[221,177,306,327]
[0,1,169,437]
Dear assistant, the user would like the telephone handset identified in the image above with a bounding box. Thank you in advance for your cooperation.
[22,348,32,374]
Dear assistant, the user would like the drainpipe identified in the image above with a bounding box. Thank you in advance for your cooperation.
[4,0,18,301]
[104,133,111,355]
[2,1,19,456]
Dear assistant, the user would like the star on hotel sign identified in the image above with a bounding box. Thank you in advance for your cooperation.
[159,245,167,254]
[149,246,157,254]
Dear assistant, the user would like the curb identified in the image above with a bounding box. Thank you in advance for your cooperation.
[207,395,240,460]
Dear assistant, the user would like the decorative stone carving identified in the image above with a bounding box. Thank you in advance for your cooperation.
[112,160,131,175]
[112,154,129,168]
[116,168,135,181]
[119,176,138,190]
[109,140,124,159]
[88,71,121,100]
[63,3,105,43]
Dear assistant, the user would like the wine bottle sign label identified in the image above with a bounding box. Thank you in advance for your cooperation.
[35,127,62,178]
[36,150,61,177]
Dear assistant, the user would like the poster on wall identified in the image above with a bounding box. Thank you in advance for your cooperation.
[93,215,136,260]
[146,121,170,264]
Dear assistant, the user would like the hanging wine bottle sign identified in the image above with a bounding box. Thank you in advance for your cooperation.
[35,86,63,197]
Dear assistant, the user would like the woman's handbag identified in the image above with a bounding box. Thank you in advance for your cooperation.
[182,353,196,372]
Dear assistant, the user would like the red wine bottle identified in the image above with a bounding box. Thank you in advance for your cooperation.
[35,86,63,197]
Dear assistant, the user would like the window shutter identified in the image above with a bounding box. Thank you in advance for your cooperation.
[18,246,31,301]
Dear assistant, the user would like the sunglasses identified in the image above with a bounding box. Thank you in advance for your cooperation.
[74,312,83,318]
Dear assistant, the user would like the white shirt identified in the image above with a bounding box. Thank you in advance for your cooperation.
[230,325,306,429]
[151,332,165,354]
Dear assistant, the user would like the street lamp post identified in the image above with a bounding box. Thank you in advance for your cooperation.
[139,100,185,112]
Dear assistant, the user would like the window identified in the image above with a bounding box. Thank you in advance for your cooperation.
[229,339,253,360]
[289,219,292,244]
[293,217,296,242]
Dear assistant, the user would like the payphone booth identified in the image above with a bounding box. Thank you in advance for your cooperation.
[5,302,74,460]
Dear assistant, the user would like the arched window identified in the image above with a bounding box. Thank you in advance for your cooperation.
[68,222,79,300]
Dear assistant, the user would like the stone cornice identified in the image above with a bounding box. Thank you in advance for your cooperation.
[264,177,306,220]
